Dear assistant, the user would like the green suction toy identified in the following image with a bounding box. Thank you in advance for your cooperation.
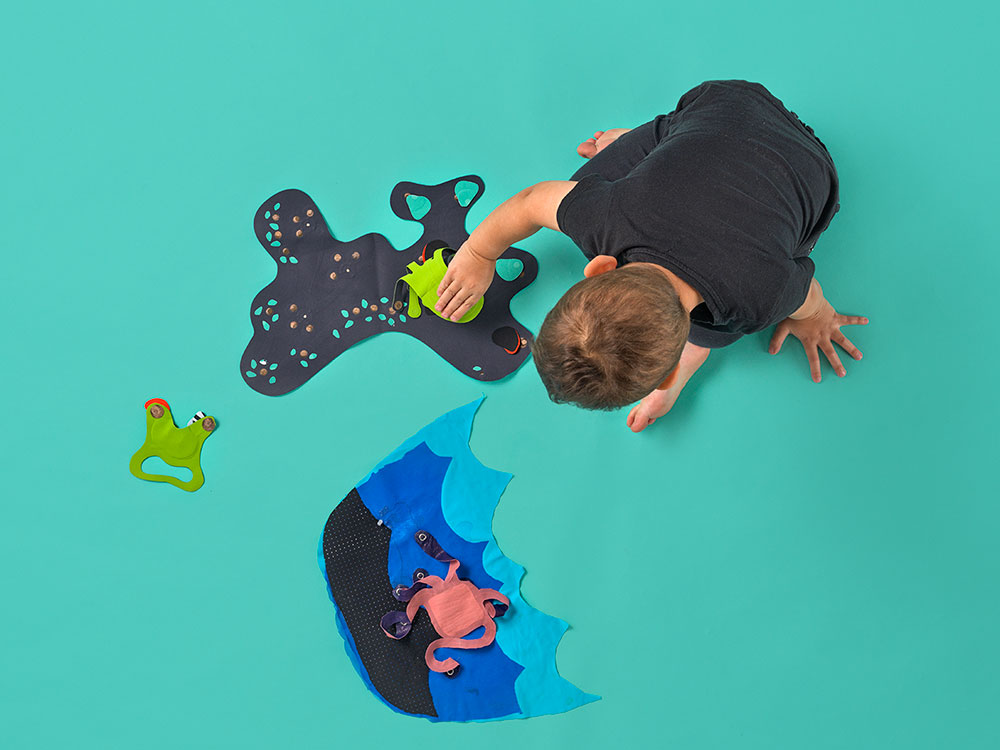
[398,245,484,323]
[129,398,217,492]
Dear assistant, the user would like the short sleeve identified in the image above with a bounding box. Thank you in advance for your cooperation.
[555,174,618,260]
[768,256,816,323]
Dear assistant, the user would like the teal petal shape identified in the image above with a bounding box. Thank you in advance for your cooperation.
[269,376,276,384]
[344,320,354,329]
[280,256,287,263]
[250,359,257,368]
[496,258,524,281]
[332,329,341,338]
[380,297,389,304]
[387,318,395,327]
[405,193,431,220]
[290,257,298,264]
[308,353,317,360]
[265,210,271,219]
[268,299,277,305]
[246,370,256,377]
[271,314,279,322]
[273,202,280,210]
[269,223,279,230]
[262,320,270,331]
[253,306,263,316]
[266,232,272,241]
[269,363,278,370]
[271,241,281,247]
[455,179,479,207]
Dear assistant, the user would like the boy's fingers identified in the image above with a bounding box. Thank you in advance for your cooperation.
[804,344,822,382]
[838,314,869,327]
[833,331,862,360]
[435,283,460,312]
[820,341,846,377]
[449,293,477,321]
[769,326,789,354]
[441,290,470,318]
[437,270,454,297]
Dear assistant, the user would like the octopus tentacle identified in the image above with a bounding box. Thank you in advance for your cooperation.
[424,618,498,672]
[405,587,434,623]
[476,588,509,607]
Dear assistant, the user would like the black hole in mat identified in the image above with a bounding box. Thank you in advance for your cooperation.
[492,326,520,354]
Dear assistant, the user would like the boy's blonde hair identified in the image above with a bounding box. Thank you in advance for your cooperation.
[531,265,689,409]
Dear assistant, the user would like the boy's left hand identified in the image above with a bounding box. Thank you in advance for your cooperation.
[769,301,869,382]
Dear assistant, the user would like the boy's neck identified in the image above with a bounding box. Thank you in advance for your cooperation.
[640,263,704,312]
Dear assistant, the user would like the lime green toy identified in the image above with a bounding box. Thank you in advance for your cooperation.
[129,398,217,492]
[398,246,483,323]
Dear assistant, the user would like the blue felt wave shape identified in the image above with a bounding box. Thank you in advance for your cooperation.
[353,397,599,721]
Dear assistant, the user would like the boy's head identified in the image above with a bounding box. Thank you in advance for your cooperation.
[531,258,690,410]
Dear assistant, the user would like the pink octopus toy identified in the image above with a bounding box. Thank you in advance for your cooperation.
[381,530,510,677]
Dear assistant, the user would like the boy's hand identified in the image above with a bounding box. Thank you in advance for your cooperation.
[769,301,868,382]
[435,241,496,321]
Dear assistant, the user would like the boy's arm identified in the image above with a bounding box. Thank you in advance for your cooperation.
[435,181,577,321]
[770,277,869,382]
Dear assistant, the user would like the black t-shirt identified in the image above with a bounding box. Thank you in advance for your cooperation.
[556,80,840,348]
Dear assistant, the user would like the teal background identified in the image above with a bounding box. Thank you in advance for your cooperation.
[2,1,997,747]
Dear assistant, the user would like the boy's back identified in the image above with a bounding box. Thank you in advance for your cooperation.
[558,80,841,347]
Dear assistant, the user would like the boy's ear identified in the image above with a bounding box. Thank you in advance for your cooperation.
[583,255,617,278]
[656,366,680,391]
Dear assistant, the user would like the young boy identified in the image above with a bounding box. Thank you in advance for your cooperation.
[435,80,868,432]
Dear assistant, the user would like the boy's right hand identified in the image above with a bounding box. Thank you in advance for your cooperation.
[435,241,496,321]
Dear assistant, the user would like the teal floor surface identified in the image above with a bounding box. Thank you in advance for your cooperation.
[3,2,997,748]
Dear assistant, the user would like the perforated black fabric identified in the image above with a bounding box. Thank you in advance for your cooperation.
[322,489,440,717]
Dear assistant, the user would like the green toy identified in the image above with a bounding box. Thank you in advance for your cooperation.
[129,398,217,492]
[398,245,484,323]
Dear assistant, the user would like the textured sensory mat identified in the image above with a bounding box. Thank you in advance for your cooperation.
[319,398,598,722]
[241,175,538,395]
[128,398,217,492]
